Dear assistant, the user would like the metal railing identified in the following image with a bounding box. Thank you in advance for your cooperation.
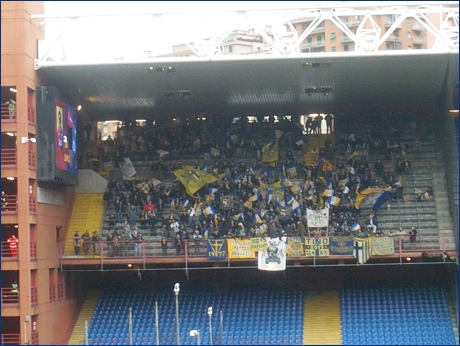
[1,241,19,259]
[28,105,36,125]
[29,196,37,215]
[57,283,64,301]
[50,284,56,303]
[1,149,17,166]
[28,150,36,170]
[1,334,20,345]
[31,331,39,345]
[59,234,450,263]
[1,195,18,214]
[31,287,38,307]
[30,242,37,261]
[1,103,16,121]
[1,287,19,304]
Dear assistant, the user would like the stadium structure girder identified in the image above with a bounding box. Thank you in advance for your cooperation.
[32,2,458,122]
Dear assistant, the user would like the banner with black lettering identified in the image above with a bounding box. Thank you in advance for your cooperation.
[250,237,268,252]
[258,237,286,271]
[206,239,227,260]
[305,237,330,257]
[227,239,255,258]
[371,236,395,255]
[330,236,354,255]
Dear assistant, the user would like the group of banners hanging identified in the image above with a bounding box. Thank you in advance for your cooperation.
[206,235,395,270]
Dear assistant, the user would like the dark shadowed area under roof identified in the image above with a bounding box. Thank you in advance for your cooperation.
[36,50,459,122]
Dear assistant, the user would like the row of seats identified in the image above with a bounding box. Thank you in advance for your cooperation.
[88,284,456,345]
[341,285,456,345]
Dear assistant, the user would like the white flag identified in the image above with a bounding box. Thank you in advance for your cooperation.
[120,157,137,180]
[306,208,329,228]
[258,238,286,271]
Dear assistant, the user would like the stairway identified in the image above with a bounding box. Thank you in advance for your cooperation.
[65,194,105,256]
[431,170,457,251]
[446,291,459,345]
[68,289,101,345]
[303,291,343,345]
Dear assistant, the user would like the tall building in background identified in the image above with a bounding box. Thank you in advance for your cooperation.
[289,14,428,53]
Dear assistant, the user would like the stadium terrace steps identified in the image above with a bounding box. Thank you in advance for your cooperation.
[68,289,101,345]
[66,194,105,256]
[303,291,342,345]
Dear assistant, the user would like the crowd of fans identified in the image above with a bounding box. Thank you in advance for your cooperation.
[85,110,432,257]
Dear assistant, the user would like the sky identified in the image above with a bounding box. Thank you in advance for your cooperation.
[40,1,440,61]
[41,1,349,60]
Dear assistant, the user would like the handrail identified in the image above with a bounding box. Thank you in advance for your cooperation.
[59,234,451,262]
[1,148,17,166]
[1,195,18,213]
[1,241,19,259]
[1,103,16,121]
[1,287,19,304]
[1,334,20,345]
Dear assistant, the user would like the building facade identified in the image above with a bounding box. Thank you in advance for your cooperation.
[1,2,83,344]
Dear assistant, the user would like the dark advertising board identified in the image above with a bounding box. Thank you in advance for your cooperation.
[37,86,78,186]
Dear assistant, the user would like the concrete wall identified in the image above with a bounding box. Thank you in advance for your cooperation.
[76,169,108,194]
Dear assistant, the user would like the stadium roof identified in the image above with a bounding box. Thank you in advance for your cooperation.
[36,49,458,122]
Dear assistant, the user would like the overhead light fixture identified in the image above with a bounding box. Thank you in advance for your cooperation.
[148,66,155,71]
[127,264,133,268]
[21,137,36,143]
[305,86,333,95]
[303,62,332,68]
[77,105,82,111]
[167,66,175,74]
[7,177,15,180]
[9,87,18,93]
[406,257,412,262]
[7,132,15,136]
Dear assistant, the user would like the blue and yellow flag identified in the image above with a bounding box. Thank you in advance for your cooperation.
[330,236,354,255]
[262,140,279,165]
[354,187,382,210]
[174,169,219,196]
[207,239,227,260]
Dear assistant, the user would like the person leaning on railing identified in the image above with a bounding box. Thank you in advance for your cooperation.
[1,191,9,211]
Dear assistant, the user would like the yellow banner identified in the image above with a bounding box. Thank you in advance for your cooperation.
[287,237,304,257]
[250,237,268,252]
[173,169,218,196]
[227,239,255,258]
[304,237,330,257]
[354,187,382,210]
[371,236,395,255]
[262,140,279,164]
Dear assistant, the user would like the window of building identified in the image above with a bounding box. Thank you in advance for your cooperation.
[407,18,411,24]
[407,45,412,49]
[407,32,412,39]
[317,36,323,43]
[331,46,337,52]
[344,44,349,51]
[330,32,336,40]
[307,37,312,46]
[229,46,233,53]
[257,47,261,51]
